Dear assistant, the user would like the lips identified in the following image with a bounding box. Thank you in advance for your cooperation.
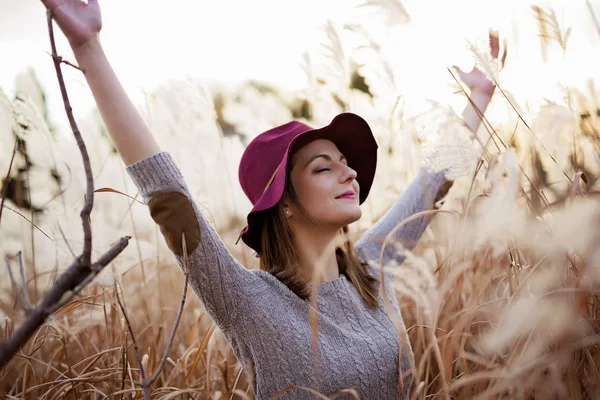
[336,190,356,199]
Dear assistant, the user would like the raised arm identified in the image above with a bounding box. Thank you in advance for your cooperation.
[124,151,263,332]
[40,0,263,332]
[453,30,507,135]
[42,0,159,165]
[356,30,507,266]
[355,169,450,265]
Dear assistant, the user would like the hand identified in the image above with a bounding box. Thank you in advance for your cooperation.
[41,0,102,50]
[453,30,507,96]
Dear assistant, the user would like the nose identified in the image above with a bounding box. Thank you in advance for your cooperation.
[340,163,357,184]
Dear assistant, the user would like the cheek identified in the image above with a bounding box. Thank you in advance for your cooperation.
[295,178,332,209]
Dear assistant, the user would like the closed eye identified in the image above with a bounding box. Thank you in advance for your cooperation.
[316,168,331,173]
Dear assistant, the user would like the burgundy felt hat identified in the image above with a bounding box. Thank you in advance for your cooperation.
[237,112,378,253]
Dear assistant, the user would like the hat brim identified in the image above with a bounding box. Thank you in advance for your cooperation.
[241,112,378,253]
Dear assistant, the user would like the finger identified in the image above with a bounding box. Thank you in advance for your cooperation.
[452,65,466,80]
[489,30,500,59]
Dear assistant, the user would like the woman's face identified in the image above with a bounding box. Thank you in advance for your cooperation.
[287,139,361,230]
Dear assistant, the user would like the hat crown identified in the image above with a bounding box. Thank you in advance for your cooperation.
[238,121,313,205]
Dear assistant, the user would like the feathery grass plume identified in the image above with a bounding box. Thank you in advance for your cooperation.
[357,0,411,26]
[321,20,348,84]
[531,102,578,161]
[532,5,572,60]
[465,38,502,87]
[314,22,349,116]
[0,88,17,172]
[398,148,600,398]
[342,22,398,101]
[14,68,54,135]
[414,101,486,181]
[422,127,483,182]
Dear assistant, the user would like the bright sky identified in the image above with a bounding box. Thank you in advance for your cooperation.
[1,0,600,132]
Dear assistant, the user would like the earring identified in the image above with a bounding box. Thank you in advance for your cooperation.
[285,209,290,217]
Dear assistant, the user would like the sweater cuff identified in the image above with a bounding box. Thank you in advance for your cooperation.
[125,152,186,204]
[419,167,451,200]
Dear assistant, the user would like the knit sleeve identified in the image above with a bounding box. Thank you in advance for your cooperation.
[355,168,451,266]
[125,152,261,332]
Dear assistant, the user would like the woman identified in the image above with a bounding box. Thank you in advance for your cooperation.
[40,1,505,398]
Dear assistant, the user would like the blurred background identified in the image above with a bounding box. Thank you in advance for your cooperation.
[2,0,600,128]
[2,0,600,256]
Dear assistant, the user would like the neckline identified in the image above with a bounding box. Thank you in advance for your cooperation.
[307,273,345,286]
[253,269,348,298]
[307,274,347,296]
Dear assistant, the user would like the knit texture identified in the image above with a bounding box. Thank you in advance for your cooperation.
[126,152,448,399]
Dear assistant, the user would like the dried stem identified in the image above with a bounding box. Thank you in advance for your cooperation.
[0,236,130,369]
[147,235,189,386]
[586,0,600,42]
[5,255,28,312]
[17,251,32,311]
[116,235,190,399]
[47,236,132,315]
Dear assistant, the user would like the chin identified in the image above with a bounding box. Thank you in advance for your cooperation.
[342,208,362,225]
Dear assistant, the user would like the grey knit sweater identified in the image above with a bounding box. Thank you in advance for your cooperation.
[126,152,447,399]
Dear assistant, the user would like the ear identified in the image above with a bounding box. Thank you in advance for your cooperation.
[281,199,293,218]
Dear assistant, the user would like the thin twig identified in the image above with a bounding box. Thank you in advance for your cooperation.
[5,256,27,312]
[114,282,148,400]
[116,235,190,398]
[45,51,85,72]
[17,251,32,311]
[147,234,189,387]
[57,221,77,258]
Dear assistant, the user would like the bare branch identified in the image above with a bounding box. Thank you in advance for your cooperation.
[0,236,130,369]
[0,10,131,370]
[47,236,132,315]
[47,9,94,268]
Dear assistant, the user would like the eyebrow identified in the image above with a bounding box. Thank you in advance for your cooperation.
[304,153,347,168]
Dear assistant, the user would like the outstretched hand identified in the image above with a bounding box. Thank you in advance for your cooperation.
[41,0,102,50]
[453,30,507,96]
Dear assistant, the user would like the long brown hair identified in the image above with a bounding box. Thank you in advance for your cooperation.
[259,156,380,308]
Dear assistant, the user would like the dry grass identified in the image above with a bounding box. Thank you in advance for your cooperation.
[2,3,600,399]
